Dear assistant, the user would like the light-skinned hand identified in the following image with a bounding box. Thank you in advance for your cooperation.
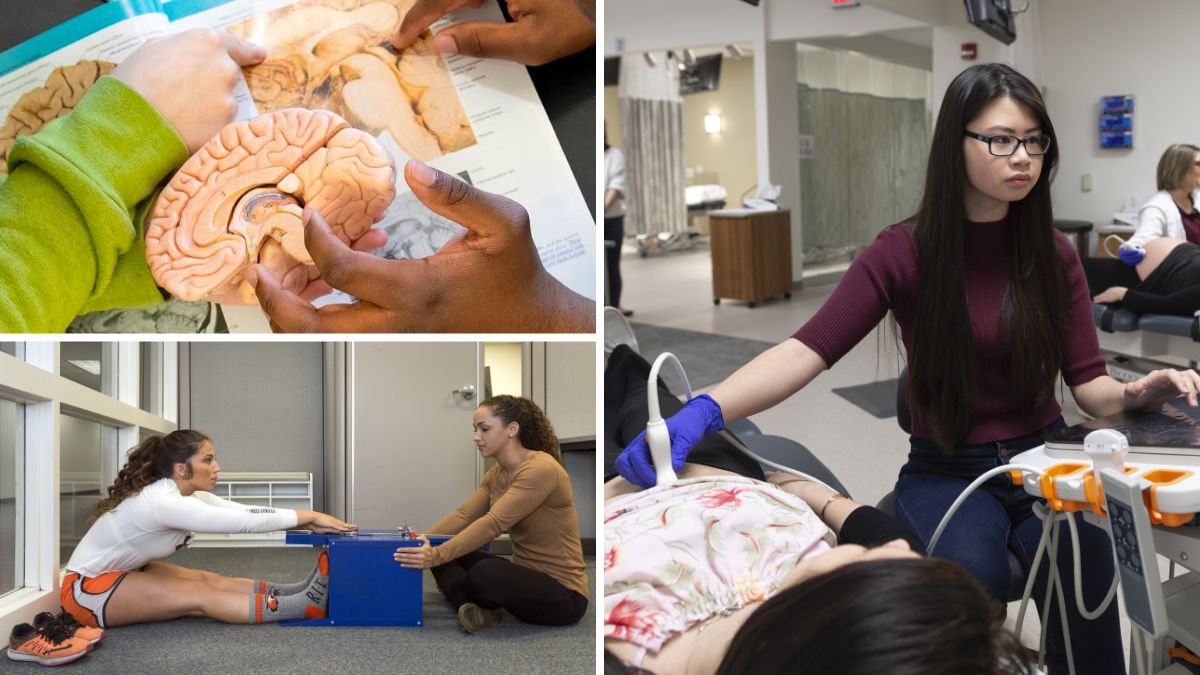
[112,29,267,153]
[1123,368,1200,410]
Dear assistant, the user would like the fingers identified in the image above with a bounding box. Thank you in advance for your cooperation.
[302,207,417,302]
[391,0,481,50]
[1165,368,1200,407]
[433,21,539,64]
[218,30,267,66]
[252,264,321,332]
[404,160,530,238]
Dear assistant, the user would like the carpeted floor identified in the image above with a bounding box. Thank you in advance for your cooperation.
[628,322,775,391]
[40,547,595,674]
[831,378,900,419]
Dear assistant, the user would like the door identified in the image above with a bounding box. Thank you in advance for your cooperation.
[350,342,481,530]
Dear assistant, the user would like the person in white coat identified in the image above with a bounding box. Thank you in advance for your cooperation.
[1120,144,1200,264]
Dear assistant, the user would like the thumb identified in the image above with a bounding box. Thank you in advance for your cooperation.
[432,21,541,65]
[404,159,530,238]
[219,30,267,67]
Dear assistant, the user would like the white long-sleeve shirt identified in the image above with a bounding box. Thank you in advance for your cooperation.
[1127,189,1200,249]
[67,477,298,577]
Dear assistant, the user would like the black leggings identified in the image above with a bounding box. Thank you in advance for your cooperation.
[604,216,624,307]
[1081,256,1140,296]
[430,551,587,626]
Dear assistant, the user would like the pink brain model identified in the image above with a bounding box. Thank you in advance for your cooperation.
[145,108,395,304]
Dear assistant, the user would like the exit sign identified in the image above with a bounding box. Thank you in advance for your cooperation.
[832,0,860,7]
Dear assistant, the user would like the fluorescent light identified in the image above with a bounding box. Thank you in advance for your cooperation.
[704,113,722,134]
[68,359,101,375]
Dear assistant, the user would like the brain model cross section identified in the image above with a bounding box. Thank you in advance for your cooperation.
[230,0,476,162]
[145,108,395,304]
[0,60,115,174]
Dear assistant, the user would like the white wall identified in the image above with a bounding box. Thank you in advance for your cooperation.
[605,0,923,55]
[1038,0,1200,228]
[923,0,1200,229]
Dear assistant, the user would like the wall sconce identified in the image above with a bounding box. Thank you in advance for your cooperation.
[643,52,658,67]
[704,113,722,134]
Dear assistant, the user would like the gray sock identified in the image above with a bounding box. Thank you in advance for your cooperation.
[249,573,329,623]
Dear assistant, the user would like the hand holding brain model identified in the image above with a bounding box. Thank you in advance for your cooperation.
[145,108,395,304]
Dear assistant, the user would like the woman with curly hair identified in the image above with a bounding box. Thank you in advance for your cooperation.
[61,429,356,629]
[392,395,589,633]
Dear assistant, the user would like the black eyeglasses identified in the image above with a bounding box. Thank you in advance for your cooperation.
[964,131,1052,156]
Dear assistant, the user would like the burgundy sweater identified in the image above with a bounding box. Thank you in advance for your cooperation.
[793,218,1107,444]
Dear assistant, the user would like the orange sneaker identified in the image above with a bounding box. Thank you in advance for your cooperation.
[6,622,91,666]
[34,611,105,645]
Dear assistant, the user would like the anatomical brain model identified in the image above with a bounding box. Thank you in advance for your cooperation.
[0,60,115,174]
[228,0,475,161]
[145,108,395,304]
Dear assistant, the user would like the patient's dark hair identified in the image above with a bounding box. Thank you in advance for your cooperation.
[715,557,1034,675]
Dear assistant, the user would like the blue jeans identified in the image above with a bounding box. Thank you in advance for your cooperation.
[894,418,1125,675]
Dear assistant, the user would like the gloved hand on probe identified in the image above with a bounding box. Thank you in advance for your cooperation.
[615,394,726,488]
[1118,243,1146,266]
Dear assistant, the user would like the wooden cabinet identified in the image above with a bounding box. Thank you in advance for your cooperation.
[710,209,794,307]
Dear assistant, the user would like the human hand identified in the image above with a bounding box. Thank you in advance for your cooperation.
[393,535,435,569]
[1092,286,1128,304]
[391,0,594,66]
[614,394,725,489]
[305,511,357,534]
[252,160,594,332]
[1123,368,1200,409]
[112,29,266,153]
[1118,244,1146,267]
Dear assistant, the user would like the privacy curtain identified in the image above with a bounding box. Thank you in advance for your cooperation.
[618,53,687,235]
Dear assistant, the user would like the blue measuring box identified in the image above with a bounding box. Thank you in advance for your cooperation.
[281,529,452,627]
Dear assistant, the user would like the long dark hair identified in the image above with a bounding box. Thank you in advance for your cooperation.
[91,430,210,520]
[479,395,562,464]
[715,558,1034,675]
[909,63,1066,453]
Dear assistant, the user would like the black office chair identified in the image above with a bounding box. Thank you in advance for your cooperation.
[877,369,1027,602]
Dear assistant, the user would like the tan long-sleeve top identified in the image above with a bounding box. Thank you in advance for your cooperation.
[427,451,588,599]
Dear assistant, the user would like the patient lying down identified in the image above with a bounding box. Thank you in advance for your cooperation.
[602,345,1033,675]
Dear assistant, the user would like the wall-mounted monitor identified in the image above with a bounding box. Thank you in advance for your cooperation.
[964,0,1016,46]
[680,54,722,95]
[604,56,620,86]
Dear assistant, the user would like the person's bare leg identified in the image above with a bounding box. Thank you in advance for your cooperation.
[104,571,251,626]
[142,560,255,593]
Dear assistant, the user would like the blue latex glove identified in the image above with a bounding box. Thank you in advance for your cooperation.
[615,394,726,488]
[1118,244,1145,266]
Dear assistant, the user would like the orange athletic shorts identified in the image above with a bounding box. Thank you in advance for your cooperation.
[60,570,130,629]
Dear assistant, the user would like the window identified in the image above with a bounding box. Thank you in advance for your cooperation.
[59,342,115,396]
[59,415,116,565]
[0,399,24,599]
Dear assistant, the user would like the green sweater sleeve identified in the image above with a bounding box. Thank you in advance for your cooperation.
[0,76,189,332]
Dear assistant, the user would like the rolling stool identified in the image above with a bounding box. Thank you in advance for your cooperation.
[876,369,1026,600]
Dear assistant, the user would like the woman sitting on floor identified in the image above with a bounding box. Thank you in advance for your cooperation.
[393,395,589,633]
[62,429,356,628]
[1084,237,1200,315]
[603,345,1032,675]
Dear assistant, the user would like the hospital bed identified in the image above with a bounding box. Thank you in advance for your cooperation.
[1093,303,1200,365]
[632,184,727,258]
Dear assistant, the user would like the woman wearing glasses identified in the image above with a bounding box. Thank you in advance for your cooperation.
[613,63,1200,675]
